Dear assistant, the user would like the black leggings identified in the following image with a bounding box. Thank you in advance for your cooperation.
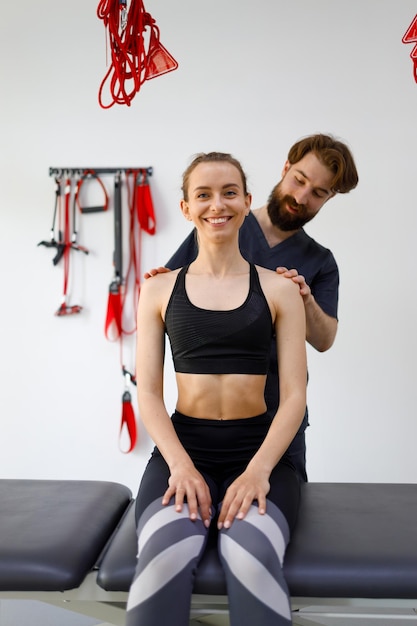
[126,411,300,626]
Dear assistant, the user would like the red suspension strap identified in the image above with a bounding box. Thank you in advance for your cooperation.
[121,169,154,328]
[96,0,178,108]
[104,170,156,453]
[116,170,137,454]
[105,172,124,342]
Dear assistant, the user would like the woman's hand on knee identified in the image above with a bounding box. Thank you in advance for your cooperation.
[162,465,212,528]
[217,471,270,530]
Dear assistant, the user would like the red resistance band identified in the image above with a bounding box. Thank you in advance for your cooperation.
[96,0,178,108]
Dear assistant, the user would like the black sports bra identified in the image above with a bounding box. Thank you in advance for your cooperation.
[164,263,273,374]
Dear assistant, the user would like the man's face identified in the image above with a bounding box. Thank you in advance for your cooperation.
[267,152,334,231]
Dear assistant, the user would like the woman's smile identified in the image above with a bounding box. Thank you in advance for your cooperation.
[205,216,231,224]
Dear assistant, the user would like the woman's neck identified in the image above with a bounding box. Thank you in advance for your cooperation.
[191,246,249,278]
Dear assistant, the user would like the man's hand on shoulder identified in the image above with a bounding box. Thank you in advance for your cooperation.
[144,266,172,279]
[276,267,311,300]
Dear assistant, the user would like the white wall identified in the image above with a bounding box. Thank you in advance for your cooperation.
[1,0,417,501]
[1,2,416,625]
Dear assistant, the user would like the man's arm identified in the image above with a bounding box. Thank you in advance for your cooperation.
[276,267,337,352]
[303,294,337,351]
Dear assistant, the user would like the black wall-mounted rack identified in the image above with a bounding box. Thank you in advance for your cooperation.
[49,167,153,177]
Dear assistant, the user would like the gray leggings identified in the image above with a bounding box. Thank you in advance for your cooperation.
[126,413,299,626]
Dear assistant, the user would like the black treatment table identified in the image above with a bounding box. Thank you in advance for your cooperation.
[1,480,417,625]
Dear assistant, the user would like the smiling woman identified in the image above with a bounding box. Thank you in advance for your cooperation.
[125,152,308,626]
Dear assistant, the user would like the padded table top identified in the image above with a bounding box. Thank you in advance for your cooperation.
[97,482,417,599]
[0,479,132,591]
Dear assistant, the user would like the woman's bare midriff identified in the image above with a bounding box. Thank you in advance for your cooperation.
[175,372,268,420]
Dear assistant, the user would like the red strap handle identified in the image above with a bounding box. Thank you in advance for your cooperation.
[104,281,123,341]
[119,389,137,453]
[136,169,156,234]
[76,170,109,213]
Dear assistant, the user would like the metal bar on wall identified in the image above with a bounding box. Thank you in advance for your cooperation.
[49,167,153,177]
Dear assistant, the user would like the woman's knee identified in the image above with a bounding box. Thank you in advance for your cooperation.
[218,503,290,568]
[136,501,208,567]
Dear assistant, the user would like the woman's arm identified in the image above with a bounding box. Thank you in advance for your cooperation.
[136,276,212,526]
[218,274,307,529]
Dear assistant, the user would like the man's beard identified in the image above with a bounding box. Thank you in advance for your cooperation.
[266,183,313,231]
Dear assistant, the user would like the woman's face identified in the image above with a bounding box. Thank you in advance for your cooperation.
[180,161,251,242]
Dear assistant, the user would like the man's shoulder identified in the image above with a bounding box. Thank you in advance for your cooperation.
[294,228,333,253]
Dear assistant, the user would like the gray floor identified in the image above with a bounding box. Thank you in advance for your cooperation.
[1,600,417,626]
[0,601,100,626]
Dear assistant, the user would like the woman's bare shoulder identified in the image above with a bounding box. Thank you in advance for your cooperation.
[255,264,300,298]
[256,264,289,284]
[255,264,278,278]
[139,267,181,301]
